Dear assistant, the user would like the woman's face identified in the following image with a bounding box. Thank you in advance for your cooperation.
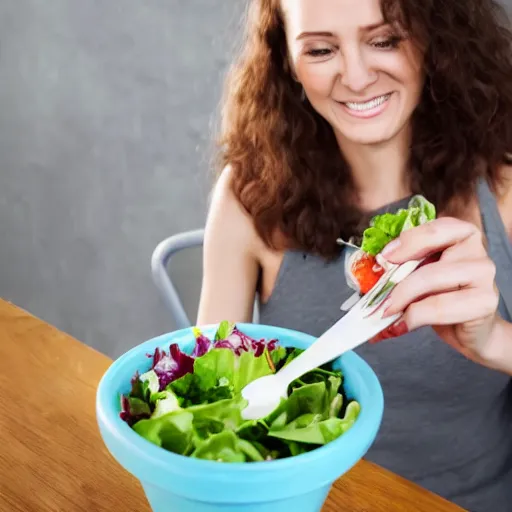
[281,0,425,147]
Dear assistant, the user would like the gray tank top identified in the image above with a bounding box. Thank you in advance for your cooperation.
[259,180,512,512]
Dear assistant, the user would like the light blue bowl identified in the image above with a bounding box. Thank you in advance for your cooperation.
[96,323,384,512]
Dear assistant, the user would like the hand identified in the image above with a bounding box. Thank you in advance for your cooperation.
[372,217,502,366]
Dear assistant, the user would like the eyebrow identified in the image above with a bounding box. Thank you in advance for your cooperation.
[296,22,387,41]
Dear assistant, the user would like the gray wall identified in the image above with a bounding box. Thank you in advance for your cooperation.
[0,1,244,358]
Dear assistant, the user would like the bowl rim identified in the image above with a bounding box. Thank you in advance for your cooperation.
[96,322,384,473]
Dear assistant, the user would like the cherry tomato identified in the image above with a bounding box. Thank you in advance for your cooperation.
[351,254,385,294]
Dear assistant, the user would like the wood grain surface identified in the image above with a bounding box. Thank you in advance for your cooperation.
[0,299,465,511]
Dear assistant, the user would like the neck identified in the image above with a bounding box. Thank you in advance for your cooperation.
[336,128,412,212]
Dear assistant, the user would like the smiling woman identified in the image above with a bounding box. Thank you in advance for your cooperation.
[283,0,424,147]
[197,0,512,510]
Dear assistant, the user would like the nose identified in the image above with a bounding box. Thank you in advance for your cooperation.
[340,48,377,92]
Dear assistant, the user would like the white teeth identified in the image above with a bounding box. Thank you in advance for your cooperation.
[345,94,390,111]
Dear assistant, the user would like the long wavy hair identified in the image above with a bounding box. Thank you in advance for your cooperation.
[215,0,512,259]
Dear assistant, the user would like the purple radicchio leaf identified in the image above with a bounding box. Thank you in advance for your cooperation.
[151,344,194,390]
[192,334,211,357]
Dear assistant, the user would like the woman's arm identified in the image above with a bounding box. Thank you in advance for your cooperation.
[197,169,261,325]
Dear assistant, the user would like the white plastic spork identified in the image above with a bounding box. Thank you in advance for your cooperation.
[241,257,424,420]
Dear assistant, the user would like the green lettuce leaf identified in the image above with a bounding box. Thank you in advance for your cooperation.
[168,372,198,400]
[409,195,436,222]
[214,320,235,341]
[151,390,182,418]
[190,430,264,462]
[171,347,274,405]
[128,370,159,405]
[269,417,352,445]
[133,410,194,454]
[371,210,409,238]
[268,401,361,445]
[284,382,330,423]
[270,345,288,369]
[194,348,236,390]
[187,396,247,433]
[361,195,436,255]
[233,349,275,393]
[361,226,393,256]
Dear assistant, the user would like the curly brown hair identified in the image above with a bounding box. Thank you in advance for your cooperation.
[215,0,512,259]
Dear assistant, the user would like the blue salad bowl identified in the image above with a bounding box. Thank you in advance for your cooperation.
[96,323,384,512]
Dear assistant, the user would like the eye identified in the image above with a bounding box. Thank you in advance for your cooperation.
[371,36,402,50]
[306,47,333,57]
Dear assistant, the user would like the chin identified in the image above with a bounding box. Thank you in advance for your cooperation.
[339,126,399,146]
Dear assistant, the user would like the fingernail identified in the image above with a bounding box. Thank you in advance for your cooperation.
[381,238,401,257]
[380,298,393,318]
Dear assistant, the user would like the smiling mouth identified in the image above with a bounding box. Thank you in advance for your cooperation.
[340,93,392,112]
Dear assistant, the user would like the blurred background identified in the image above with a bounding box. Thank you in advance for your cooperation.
[0,0,244,357]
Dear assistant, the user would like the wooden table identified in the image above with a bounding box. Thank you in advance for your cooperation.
[0,299,465,511]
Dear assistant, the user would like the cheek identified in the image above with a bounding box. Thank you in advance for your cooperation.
[402,60,424,91]
[404,68,425,106]
[295,61,339,98]
[395,49,425,98]
[381,55,424,100]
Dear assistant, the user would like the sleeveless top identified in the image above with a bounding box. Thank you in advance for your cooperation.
[259,180,512,512]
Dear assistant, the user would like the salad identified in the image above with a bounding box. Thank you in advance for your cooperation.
[342,195,436,295]
[120,321,361,462]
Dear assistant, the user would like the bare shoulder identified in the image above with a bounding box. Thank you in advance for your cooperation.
[204,166,262,255]
[197,167,264,325]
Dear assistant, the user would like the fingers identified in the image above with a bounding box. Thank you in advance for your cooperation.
[400,288,499,331]
[439,227,487,262]
[381,217,484,263]
[384,258,497,317]
[367,217,498,345]
[371,286,498,344]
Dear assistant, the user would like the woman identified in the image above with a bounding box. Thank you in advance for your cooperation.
[198,0,512,509]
